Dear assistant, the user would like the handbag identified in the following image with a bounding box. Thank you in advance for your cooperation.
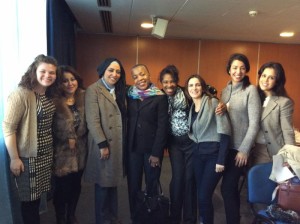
[266,204,300,223]
[135,181,170,224]
[278,176,300,213]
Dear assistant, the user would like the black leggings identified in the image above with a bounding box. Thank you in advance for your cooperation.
[21,199,41,224]
[53,170,83,218]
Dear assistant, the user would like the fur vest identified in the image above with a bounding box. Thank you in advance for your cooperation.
[53,90,88,177]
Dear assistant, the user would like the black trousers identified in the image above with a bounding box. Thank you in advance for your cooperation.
[169,134,197,224]
[127,151,162,222]
[53,170,83,221]
[221,149,244,224]
[21,199,41,224]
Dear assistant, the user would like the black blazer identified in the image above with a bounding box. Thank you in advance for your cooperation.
[127,94,168,157]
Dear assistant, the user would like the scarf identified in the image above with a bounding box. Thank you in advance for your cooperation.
[127,83,164,100]
[100,78,116,100]
[168,87,188,114]
[168,87,190,136]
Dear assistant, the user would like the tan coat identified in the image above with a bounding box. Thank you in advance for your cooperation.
[84,81,123,187]
[53,90,88,177]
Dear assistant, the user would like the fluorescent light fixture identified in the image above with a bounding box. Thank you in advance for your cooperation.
[141,23,153,28]
[280,32,294,37]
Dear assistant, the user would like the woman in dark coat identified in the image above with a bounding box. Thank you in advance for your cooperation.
[126,64,169,224]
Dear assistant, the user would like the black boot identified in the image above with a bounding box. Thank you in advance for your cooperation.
[67,171,83,224]
[66,197,79,224]
[54,202,67,224]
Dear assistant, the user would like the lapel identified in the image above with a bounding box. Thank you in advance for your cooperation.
[97,82,118,108]
[261,96,278,121]
[197,95,207,118]
[193,95,208,125]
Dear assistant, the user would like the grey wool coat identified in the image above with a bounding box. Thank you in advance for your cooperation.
[221,82,261,154]
[53,89,88,177]
[84,81,123,187]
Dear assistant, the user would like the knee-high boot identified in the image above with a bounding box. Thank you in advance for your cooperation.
[66,182,81,224]
[66,194,79,224]
[67,170,83,224]
[54,200,67,224]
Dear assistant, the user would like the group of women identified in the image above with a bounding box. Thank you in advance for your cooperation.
[2,52,295,224]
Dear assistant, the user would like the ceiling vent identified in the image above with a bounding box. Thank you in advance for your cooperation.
[99,10,112,33]
[97,0,111,7]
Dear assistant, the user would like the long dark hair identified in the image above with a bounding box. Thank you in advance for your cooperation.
[19,54,58,97]
[257,61,290,103]
[57,65,85,97]
[226,53,251,89]
[184,74,216,100]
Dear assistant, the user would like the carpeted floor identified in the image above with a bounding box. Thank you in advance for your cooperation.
[40,156,254,224]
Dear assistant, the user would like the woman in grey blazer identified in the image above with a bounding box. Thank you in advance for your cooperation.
[250,62,295,165]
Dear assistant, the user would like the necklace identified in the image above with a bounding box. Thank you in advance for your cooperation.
[66,97,75,105]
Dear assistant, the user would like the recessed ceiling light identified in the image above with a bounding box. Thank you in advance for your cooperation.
[248,10,258,17]
[141,23,153,29]
[280,32,294,37]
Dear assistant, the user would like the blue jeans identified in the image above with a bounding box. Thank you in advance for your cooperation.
[221,149,244,224]
[193,144,223,224]
[169,134,197,224]
[95,184,118,224]
[127,151,162,221]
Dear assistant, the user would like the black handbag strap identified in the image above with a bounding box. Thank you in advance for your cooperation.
[144,179,164,196]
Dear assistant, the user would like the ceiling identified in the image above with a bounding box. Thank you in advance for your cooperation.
[65,0,300,44]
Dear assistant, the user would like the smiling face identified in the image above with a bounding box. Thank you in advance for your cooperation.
[161,73,177,96]
[35,62,57,92]
[103,61,121,87]
[187,77,202,99]
[259,67,277,96]
[131,65,151,90]
[229,60,247,84]
[62,72,78,97]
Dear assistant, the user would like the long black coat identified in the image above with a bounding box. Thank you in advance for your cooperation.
[127,95,169,158]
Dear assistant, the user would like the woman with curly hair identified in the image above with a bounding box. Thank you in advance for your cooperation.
[2,54,58,224]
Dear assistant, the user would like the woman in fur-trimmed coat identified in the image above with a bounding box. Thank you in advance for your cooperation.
[52,65,87,224]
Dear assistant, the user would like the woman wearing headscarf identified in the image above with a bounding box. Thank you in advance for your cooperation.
[84,58,127,224]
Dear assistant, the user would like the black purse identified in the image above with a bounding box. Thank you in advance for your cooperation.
[135,181,170,224]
